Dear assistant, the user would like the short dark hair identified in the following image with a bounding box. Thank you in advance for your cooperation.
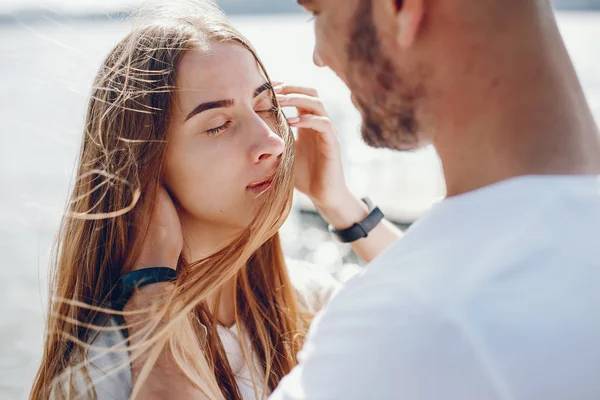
[397,0,403,9]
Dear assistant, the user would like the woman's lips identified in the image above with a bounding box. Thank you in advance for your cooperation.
[247,178,273,195]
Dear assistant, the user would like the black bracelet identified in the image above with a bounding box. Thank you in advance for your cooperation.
[328,197,385,243]
[111,267,177,312]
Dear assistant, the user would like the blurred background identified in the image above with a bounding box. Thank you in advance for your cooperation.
[0,0,599,398]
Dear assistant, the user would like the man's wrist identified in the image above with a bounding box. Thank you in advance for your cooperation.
[315,192,369,231]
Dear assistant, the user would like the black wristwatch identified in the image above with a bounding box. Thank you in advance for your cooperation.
[111,267,177,311]
[328,197,384,243]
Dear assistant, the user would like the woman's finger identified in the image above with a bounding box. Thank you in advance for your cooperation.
[273,83,319,98]
[288,114,336,136]
[277,93,327,116]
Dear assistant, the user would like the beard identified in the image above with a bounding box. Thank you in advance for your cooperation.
[346,0,424,151]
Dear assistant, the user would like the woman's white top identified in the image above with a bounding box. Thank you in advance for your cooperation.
[81,259,341,400]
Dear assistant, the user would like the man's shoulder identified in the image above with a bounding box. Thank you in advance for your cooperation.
[319,185,600,323]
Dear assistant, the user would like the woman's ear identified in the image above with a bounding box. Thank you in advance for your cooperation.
[395,0,425,49]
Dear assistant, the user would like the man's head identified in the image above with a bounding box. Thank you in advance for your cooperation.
[298,0,554,152]
[299,0,428,150]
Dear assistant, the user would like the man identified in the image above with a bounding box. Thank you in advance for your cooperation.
[270,0,600,399]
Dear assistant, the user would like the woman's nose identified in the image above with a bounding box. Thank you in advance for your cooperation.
[248,118,285,164]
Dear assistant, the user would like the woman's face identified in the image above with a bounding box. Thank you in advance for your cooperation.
[164,43,284,232]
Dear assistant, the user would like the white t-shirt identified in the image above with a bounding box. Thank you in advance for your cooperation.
[79,259,341,400]
[270,175,600,400]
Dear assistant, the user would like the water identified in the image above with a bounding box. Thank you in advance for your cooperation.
[0,12,599,400]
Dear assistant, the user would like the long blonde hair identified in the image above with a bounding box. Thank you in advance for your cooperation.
[31,1,309,399]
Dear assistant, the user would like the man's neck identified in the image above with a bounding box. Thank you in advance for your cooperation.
[428,6,600,197]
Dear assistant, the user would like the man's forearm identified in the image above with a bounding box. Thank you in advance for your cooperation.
[316,192,403,263]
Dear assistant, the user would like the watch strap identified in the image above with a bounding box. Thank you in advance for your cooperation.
[111,267,177,311]
[328,198,384,243]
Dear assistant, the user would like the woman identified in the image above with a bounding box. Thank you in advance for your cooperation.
[30,1,401,399]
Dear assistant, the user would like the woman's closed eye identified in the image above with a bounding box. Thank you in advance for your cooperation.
[255,98,278,115]
[202,99,277,136]
[257,105,278,115]
[205,120,232,136]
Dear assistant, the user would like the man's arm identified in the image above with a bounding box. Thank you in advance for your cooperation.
[317,192,403,263]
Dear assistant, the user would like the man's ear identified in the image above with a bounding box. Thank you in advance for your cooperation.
[394,0,425,49]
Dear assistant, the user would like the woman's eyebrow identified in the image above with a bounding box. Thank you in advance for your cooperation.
[185,82,273,122]
[185,99,234,121]
[254,82,273,98]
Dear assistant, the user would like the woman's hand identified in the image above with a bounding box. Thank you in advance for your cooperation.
[126,188,208,399]
[275,83,403,263]
[125,185,182,309]
[134,185,183,272]
[274,83,352,210]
